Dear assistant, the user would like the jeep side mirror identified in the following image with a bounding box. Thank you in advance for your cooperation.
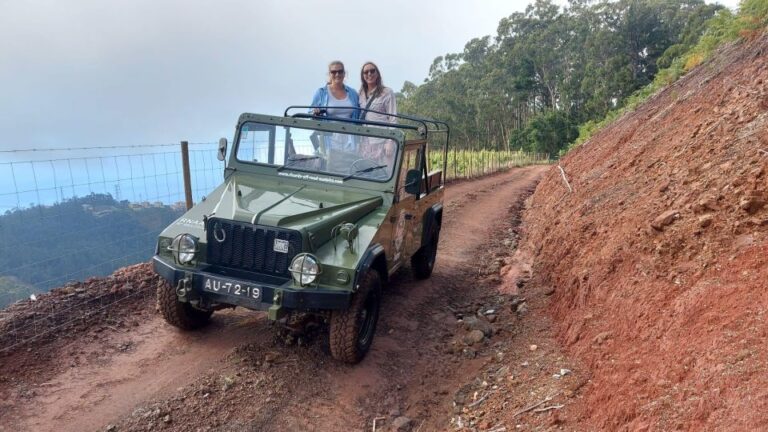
[217,138,228,161]
[404,169,422,195]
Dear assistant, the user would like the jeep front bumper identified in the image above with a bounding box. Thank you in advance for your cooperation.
[152,256,351,312]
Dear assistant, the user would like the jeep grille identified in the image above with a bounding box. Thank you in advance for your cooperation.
[206,218,302,277]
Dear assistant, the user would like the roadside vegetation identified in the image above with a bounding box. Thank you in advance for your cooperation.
[573,0,768,151]
[399,0,767,157]
[430,149,550,180]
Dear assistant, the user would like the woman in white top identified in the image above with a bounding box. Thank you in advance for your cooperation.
[358,62,397,164]
[310,60,360,119]
[309,61,360,153]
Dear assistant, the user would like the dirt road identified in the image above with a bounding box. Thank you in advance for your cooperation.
[0,165,550,432]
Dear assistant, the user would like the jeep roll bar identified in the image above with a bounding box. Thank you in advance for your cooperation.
[284,106,426,133]
[283,106,450,179]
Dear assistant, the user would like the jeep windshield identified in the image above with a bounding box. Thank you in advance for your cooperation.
[235,121,397,182]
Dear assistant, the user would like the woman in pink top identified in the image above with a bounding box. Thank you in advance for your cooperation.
[358,61,397,165]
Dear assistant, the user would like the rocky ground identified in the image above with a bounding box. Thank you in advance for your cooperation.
[0,264,157,390]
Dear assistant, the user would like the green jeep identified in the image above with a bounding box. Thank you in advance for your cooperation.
[153,107,448,363]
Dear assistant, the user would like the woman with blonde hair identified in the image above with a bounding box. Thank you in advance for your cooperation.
[310,60,360,119]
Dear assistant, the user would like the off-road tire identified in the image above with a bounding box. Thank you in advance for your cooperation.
[329,270,381,364]
[411,224,440,279]
[156,280,213,330]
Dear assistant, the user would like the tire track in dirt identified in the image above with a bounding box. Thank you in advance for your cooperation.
[262,165,549,431]
[7,310,271,432]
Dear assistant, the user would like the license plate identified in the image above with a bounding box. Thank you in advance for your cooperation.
[202,276,261,301]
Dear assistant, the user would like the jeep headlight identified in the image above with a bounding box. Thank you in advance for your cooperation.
[289,253,321,286]
[170,234,198,264]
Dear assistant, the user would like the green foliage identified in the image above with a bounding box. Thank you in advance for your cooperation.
[570,0,767,151]
[431,149,550,180]
[740,0,768,25]
[509,128,531,151]
[400,0,722,156]
[525,111,579,155]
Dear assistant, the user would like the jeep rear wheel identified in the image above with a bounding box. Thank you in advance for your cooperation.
[329,269,381,364]
[411,224,440,279]
[156,280,213,330]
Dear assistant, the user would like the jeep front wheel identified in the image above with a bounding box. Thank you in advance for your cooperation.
[156,280,213,330]
[411,223,440,279]
[329,269,381,364]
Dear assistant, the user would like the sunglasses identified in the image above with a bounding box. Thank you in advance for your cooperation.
[329,69,345,75]
[363,69,377,75]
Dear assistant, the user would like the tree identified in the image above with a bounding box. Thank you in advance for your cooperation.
[399,0,720,155]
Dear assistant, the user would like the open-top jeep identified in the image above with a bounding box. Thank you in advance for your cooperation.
[153,107,448,363]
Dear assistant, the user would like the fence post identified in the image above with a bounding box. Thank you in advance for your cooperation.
[470,150,473,179]
[453,147,457,180]
[181,141,193,210]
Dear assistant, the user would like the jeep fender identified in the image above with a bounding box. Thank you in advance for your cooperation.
[420,203,443,247]
[354,243,387,290]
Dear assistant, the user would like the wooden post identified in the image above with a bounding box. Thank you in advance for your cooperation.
[453,147,457,180]
[181,141,193,210]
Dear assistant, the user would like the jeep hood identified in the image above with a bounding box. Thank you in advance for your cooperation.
[209,174,383,247]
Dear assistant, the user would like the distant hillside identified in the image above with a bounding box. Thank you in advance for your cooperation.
[0,276,41,307]
[0,193,183,307]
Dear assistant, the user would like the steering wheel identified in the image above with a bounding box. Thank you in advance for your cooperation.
[349,158,388,180]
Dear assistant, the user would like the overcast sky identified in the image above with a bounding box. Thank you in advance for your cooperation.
[0,0,738,157]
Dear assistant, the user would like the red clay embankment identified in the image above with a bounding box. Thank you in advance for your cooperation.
[522,35,768,430]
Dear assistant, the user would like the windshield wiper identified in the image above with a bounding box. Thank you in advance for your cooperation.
[342,164,388,181]
[276,156,320,172]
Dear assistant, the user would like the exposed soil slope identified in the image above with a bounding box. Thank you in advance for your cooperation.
[522,35,768,430]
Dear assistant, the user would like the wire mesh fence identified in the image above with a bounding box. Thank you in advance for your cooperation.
[0,145,221,214]
[0,142,222,353]
[0,263,157,354]
[0,142,223,309]
[0,143,548,306]
[0,138,549,354]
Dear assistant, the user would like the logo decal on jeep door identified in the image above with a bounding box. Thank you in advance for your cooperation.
[392,209,406,261]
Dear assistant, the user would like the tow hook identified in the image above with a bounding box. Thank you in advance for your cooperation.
[268,291,286,321]
[175,274,193,298]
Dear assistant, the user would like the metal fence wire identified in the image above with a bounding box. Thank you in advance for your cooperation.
[0,263,158,354]
[0,140,549,353]
[0,142,223,307]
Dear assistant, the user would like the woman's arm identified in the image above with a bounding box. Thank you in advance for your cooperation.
[310,87,324,114]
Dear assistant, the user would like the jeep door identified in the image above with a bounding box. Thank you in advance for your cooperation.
[404,138,443,258]
[390,142,422,266]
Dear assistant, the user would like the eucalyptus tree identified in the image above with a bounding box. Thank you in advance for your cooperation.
[399,0,720,154]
